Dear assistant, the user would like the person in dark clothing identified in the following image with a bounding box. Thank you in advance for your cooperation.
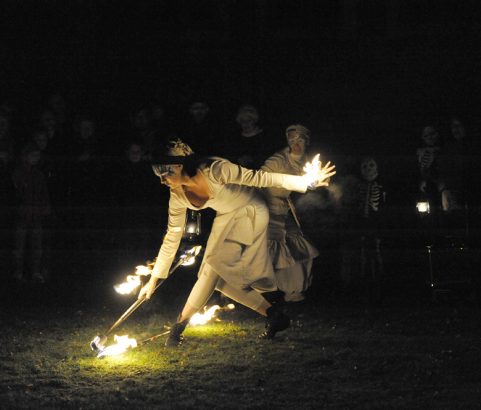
[12,142,51,283]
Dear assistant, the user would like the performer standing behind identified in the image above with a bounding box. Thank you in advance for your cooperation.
[138,139,335,347]
[261,125,320,302]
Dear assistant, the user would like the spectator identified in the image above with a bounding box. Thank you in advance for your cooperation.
[261,124,320,302]
[0,109,15,276]
[12,142,51,283]
[226,104,276,169]
[416,125,444,209]
[131,106,160,160]
[181,100,222,157]
[68,116,104,253]
[340,156,386,305]
[113,141,164,265]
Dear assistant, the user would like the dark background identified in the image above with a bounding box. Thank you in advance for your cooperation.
[1,0,480,154]
[1,0,480,307]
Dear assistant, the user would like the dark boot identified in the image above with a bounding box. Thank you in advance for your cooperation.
[259,305,290,340]
[165,319,189,347]
[261,290,285,305]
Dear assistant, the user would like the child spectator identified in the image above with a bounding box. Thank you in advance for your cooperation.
[12,142,51,283]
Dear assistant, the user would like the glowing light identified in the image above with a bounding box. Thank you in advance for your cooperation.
[416,201,430,213]
[97,334,137,358]
[302,154,335,188]
[114,275,142,295]
[180,245,202,266]
[113,246,201,295]
[189,305,221,326]
[189,303,236,326]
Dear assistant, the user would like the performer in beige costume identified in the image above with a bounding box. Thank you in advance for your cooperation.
[262,125,319,302]
[139,139,335,346]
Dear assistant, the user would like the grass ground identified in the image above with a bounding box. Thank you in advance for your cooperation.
[1,296,480,409]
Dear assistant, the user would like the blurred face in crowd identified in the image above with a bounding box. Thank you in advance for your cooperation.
[361,157,378,182]
[421,126,439,146]
[0,114,9,138]
[237,114,256,133]
[41,110,57,132]
[26,150,41,166]
[287,132,307,156]
[450,118,466,141]
[134,109,150,130]
[189,102,209,124]
[152,105,165,123]
[79,119,95,140]
[33,132,49,151]
[49,94,66,113]
[127,143,143,163]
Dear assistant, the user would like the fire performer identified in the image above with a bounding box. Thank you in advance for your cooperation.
[261,124,320,302]
[138,139,335,347]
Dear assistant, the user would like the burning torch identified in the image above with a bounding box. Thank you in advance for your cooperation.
[90,245,202,354]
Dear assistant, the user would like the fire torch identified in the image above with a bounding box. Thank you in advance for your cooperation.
[90,245,202,353]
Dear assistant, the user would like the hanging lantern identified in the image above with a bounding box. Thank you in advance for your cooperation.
[184,210,201,240]
[416,201,430,214]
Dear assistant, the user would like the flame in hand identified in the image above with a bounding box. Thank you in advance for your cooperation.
[97,334,138,358]
[302,154,335,188]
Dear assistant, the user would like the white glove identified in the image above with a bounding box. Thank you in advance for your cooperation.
[138,276,159,300]
[307,161,336,189]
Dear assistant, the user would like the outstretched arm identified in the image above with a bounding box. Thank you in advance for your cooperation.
[209,159,335,193]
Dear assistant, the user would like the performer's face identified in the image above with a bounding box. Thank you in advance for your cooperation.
[287,133,307,155]
[158,164,183,188]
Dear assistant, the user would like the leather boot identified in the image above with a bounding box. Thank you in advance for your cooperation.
[259,305,290,339]
[165,318,189,347]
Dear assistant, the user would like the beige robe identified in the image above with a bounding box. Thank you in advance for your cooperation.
[151,158,309,291]
[262,148,319,300]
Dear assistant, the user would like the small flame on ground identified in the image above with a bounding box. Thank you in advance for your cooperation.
[97,334,137,358]
[189,303,236,326]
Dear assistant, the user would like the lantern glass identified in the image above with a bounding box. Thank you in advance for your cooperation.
[184,210,201,238]
[416,201,430,214]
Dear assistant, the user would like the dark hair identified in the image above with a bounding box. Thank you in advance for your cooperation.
[151,154,215,178]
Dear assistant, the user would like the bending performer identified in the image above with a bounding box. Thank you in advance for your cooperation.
[138,139,335,347]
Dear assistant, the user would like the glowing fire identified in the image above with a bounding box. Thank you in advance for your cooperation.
[302,154,335,188]
[114,246,202,295]
[189,303,235,326]
[180,245,202,266]
[97,334,138,358]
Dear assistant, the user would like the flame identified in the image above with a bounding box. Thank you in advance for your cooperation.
[97,334,137,358]
[114,275,141,295]
[189,303,236,326]
[180,245,202,267]
[302,154,321,187]
[114,246,201,295]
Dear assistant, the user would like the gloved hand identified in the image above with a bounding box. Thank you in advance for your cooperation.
[138,276,159,300]
[307,160,336,189]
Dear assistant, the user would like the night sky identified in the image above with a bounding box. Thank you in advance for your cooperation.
[1,0,480,157]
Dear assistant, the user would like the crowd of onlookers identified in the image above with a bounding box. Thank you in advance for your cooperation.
[0,93,480,299]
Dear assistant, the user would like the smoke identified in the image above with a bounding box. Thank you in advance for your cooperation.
[294,175,359,228]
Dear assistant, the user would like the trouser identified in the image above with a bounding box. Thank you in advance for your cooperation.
[13,220,43,274]
[185,263,269,313]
